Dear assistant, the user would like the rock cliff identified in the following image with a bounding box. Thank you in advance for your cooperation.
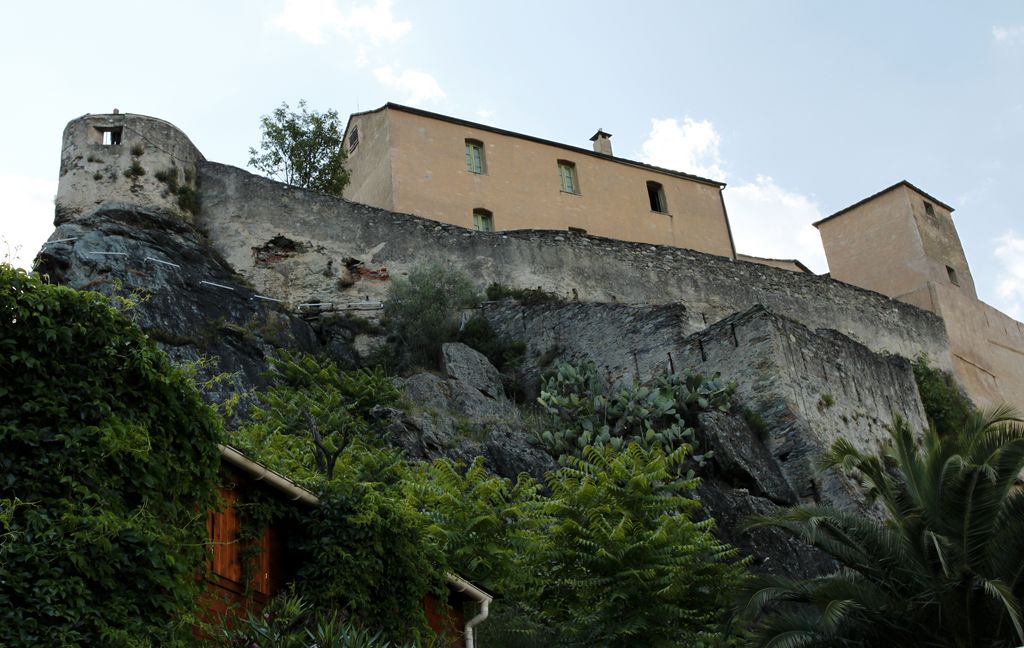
[35,129,949,578]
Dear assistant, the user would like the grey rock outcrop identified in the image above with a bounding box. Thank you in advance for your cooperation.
[389,343,557,480]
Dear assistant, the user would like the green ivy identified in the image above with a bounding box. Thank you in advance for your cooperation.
[0,264,221,646]
[912,354,977,437]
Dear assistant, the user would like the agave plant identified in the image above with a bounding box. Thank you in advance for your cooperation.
[735,407,1024,647]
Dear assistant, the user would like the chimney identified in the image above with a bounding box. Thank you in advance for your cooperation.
[590,128,613,156]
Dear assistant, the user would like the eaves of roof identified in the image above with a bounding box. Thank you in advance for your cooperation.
[813,180,955,228]
[346,103,727,189]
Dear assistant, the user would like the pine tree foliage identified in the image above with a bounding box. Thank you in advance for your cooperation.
[736,409,1024,648]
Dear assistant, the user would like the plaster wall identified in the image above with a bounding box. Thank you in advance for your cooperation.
[816,185,931,300]
[912,201,977,299]
[931,282,1024,411]
[56,113,203,222]
[344,107,735,258]
[197,162,952,373]
[343,109,395,212]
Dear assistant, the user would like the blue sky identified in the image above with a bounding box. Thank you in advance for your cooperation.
[2,0,1022,317]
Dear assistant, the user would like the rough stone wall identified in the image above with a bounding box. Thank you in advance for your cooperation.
[57,113,204,223]
[485,301,927,511]
[196,162,953,372]
[677,307,927,510]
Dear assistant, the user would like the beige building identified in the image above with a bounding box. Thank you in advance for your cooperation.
[343,103,737,258]
[815,181,1024,412]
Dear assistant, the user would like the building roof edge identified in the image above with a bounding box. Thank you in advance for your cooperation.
[813,180,955,228]
[354,102,726,188]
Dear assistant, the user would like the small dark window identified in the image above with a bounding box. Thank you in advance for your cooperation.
[924,201,935,217]
[647,181,667,213]
[946,265,960,286]
[348,127,359,151]
[568,226,587,235]
[99,127,123,146]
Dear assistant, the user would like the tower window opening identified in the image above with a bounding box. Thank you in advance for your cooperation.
[924,201,935,217]
[99,127,123,146]
[946,265,960,286]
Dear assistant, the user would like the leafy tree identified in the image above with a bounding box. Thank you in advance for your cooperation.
[249,100,350,195]
[234,350,400,483]
[0,265,221,646]
[533,444,747,647]
[735,409,1024,647]
[384,260,479,367]
[293,443,447,645]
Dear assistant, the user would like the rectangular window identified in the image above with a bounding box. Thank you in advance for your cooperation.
[924,201,935,217]
[99,127,122,146]
[473,209,494,232]
[465,139,485,174]
[558,161,579,194]
[947,265,960,286]
[348,127,359,151]
[647,181,667,213]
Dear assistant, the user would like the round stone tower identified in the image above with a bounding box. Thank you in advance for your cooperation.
[56,112,205,222]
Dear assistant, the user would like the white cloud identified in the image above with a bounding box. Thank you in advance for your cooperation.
[476,108,496,124]
[638,117,726,181]
[725,175,828,273]
[992,24,1024,45]
[0,174,57,270]
[639,117,825,271]
[374,65,445,105]
[272,0,411,45]
[347,0,411,44]
[994,230,1024,319]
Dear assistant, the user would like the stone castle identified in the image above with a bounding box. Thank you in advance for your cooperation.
[54,109,1023,412]
[40,109,1024,538]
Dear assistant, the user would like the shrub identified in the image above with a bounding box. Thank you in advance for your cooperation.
[913,354,976,436]
[384,261,478,367]
[0,265,221,646]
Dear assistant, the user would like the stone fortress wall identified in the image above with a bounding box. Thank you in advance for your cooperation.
[52,111,997,511]
[56,113,204,223]
[193,160,952,374]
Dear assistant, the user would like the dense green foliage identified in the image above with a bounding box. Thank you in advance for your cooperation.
[535,360,733,460]
[913,354,978,437]
[532,444,748,647]
[384,261,479,367]
[235,350,400,482]
[0,265,222,646]
[736,410,1024,647]
[296,445,448,645]
[248,100,350,195]
[231,352,747,645]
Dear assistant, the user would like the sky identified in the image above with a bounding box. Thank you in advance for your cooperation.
[2,1,1022,318]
